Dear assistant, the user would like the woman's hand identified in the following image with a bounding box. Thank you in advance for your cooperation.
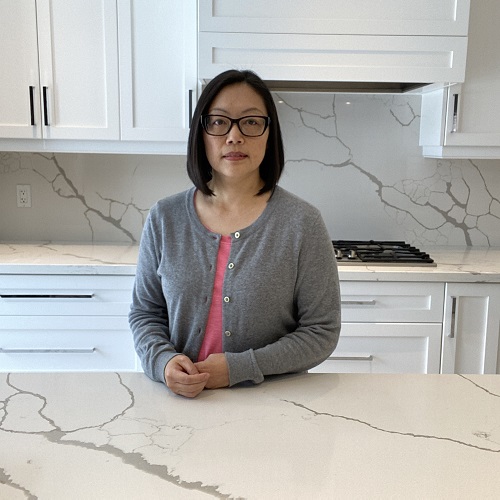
[164,355,210,398]
[194,353,230,389]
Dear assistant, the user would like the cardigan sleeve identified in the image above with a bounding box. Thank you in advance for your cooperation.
[128,207,180,383]
[225,213,341,386]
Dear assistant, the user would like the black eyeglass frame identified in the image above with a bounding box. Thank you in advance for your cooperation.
[200,114,271,137]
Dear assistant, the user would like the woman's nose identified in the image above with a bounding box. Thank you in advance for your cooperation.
[226,122,244,143]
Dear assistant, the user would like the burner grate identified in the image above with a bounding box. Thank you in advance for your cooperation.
[332,240,435,266]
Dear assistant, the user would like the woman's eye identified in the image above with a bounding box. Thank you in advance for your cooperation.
[213,118,228,126]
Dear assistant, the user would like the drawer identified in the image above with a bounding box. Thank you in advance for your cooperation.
[0,316,137,372]
[310,323,442,374]
[340,281,444,323]
[0,275,135,316]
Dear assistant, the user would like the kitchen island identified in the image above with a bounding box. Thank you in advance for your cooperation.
[1,372,499,499]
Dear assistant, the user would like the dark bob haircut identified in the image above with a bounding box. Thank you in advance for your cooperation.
[187,69,284,196]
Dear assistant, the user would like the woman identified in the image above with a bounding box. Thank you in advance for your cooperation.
[129,69,341,398]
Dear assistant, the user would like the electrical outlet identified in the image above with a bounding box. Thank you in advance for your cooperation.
[17,185,32,208]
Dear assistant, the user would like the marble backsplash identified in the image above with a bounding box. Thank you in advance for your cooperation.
[1,93,500,246]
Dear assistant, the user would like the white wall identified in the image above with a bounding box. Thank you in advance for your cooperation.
[1,93,500,246]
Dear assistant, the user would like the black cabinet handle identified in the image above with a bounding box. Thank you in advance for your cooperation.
[451,93,459,133]
[29,86,36,126]
[42,86,49,126]
[188,89,193,128]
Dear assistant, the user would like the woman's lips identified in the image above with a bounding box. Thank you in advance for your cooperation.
[223,152,247,160]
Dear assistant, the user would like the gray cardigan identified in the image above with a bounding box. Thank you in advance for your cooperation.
[129,186,341,386]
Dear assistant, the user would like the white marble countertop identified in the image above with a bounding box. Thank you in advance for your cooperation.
[1,372,499,499]
[0,242,500,282]
[0,242,138,275]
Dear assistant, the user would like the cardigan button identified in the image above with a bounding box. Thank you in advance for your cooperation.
[234,231,240,239]
[223,296,230,303]
[224,330,232,337]
[228,262,234,269]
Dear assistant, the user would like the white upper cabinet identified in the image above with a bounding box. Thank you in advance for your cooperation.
[200,0,469,35]
[420,0,500,158]
[0,0,120,141]
[198,0,470,86]
[117,0,197,143]
[0,0,40,139]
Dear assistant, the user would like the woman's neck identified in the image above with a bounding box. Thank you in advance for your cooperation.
[207,176,265,209]
[195,178,271,235]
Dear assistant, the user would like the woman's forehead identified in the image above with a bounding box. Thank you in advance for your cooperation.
[209,83,267,115]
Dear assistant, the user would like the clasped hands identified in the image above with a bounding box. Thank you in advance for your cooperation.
[164,353,229,398]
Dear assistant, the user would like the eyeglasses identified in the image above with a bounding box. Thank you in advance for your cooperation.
[201,114,271,137]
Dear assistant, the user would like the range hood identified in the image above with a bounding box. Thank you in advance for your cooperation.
[199,1,470,95]
[200,78,438,95]
[257,80,428,94]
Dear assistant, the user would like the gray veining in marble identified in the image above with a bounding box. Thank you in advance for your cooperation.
[1,372,499,499]
[1,94,500,245]
[275,93,500,246]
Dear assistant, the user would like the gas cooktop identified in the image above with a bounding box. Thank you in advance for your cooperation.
[332,240,436,266]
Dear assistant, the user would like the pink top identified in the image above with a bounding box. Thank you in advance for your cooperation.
[197,235,232,362]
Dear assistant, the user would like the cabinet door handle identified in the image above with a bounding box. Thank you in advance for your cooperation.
[0,348,96,354]
[188,89,194,128]
[451,93,459,133]
[341,300,376,306]
[29,86,36,126]
[448,296,458,338]
[327,355,374,361]
[42,86,50,126]
[0,294,94,299]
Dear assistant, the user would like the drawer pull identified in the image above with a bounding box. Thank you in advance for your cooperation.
[341,300,376,306]
[0,294,94,299]
[327,355,374,361]
[0,347,96,354]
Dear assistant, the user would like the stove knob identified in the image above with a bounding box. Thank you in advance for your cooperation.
[335,249,343,259]
[348,249,357,260]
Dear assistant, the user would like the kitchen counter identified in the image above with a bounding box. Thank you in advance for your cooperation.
[1,372,499,499]
[0,242,138,275]
[0,242,500,282]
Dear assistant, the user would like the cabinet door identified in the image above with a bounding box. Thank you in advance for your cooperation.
[36,0,120,140]
[442,283,500,374]
[199,0,469,36]
[0,0,42,139]
[118,0,197,142]
[310,323,442,374]
[420,0,500,158]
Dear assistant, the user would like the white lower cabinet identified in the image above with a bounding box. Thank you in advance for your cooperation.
[442,283,500,374]
[310,323,442,374]
[0,275,138,372]
[3,273,499,375]
[311,281,445,374]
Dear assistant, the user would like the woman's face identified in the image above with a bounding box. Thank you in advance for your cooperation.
[203,82,269,187]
